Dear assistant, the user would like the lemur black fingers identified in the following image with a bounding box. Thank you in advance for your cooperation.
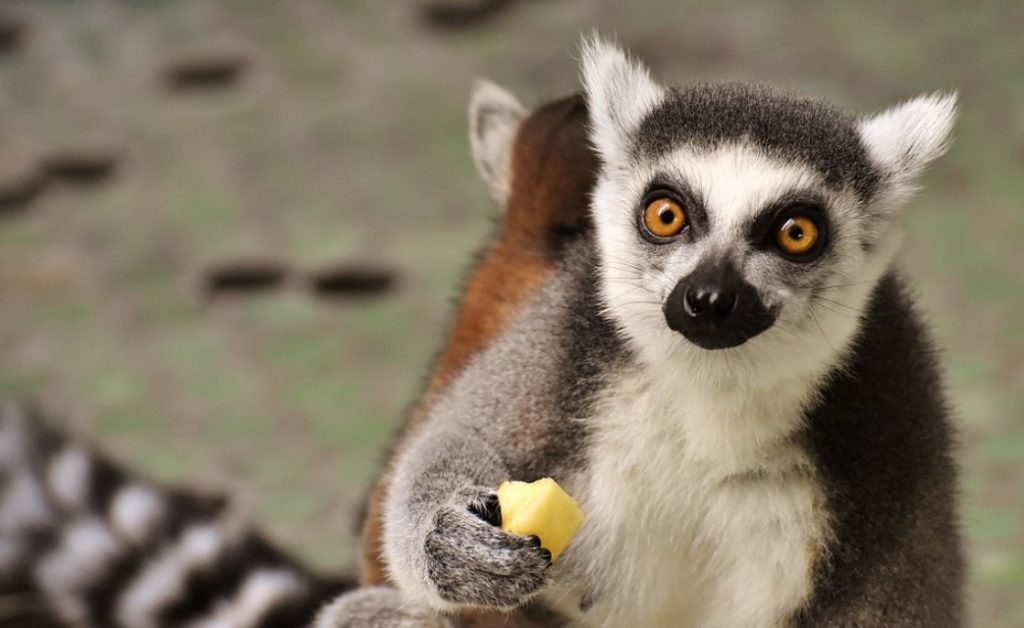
[467,491,502,527]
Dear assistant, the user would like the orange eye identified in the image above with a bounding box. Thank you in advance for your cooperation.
[775,215,820,256]
[642,198,687,239]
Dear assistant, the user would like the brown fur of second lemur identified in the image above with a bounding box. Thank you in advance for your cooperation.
[359,93,598,592]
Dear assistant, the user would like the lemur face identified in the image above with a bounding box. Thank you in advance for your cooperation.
[581,38,956,379]
[625,140,853,352]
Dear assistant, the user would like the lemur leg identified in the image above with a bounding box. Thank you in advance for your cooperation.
[313,586,455,628]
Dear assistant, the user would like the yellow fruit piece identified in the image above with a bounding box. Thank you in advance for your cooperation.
[497,478,584,561]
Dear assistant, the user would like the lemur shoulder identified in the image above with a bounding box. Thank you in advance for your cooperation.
[329,38,963,628]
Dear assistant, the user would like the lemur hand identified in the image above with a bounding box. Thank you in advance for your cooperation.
[423,486,552,609]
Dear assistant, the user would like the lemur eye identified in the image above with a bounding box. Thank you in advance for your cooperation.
[642,198,687,239]
[774,215,820,257]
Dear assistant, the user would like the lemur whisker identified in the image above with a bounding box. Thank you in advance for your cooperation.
[808,309,835,352]
[818,279,875,291]
[810,299,864,321]
[811,295,863,313]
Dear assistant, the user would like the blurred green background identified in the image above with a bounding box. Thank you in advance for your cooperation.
[0,0,1020,625]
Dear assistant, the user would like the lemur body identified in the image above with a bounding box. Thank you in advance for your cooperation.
[339,39,963,627]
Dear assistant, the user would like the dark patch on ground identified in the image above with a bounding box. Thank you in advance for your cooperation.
[204,260,289,297]
[421,0,521,29]
[308,263,397,299]
[163,51,248,91]
[0,13,27,55]
[42,148,119,187]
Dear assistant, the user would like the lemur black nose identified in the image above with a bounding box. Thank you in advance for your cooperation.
[683,287,738,321]
[664,261,776,350]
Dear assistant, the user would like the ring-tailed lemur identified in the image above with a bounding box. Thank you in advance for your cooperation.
[324,37,964,627]
[0,88,599,628]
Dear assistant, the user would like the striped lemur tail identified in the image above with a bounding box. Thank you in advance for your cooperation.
[0,400,353,628]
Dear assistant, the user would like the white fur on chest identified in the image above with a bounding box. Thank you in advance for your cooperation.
[550,368,828,628]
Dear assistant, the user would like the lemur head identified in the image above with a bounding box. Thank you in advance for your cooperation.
[580,37,957,383]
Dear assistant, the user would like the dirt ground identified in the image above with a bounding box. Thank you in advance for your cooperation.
[0,0,1021,625]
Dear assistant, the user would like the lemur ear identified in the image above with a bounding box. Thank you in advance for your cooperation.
[858,92,958,204]
[469,79,526,205]
[580,35,665,165]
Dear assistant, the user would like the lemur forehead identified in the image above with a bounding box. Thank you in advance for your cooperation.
[635,83,880,201]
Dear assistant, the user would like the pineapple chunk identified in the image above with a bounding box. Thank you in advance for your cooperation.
[497,478,584,561]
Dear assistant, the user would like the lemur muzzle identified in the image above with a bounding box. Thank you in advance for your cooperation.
[663,261,776,349]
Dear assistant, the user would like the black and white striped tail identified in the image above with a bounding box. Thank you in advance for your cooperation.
[0,400,353,628]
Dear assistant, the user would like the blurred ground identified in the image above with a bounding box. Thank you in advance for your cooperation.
[0,0,1020,625]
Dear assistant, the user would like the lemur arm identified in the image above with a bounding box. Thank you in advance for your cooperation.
[382,421,552,613]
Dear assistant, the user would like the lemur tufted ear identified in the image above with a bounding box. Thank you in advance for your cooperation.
[469,79,526,205]
[858,92,958,205]
[580,35,665,166]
